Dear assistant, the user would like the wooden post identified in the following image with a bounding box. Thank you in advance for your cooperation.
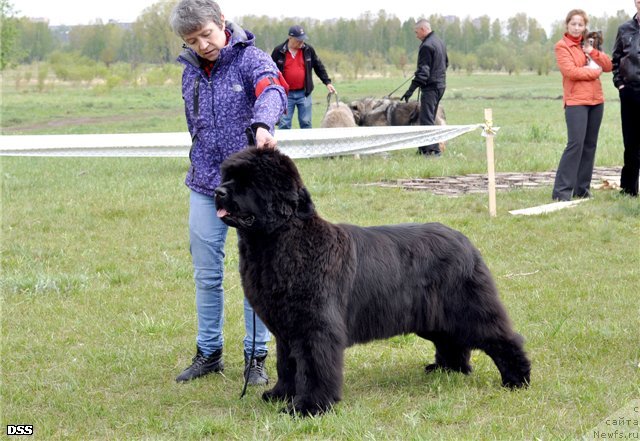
[484,108,497,217]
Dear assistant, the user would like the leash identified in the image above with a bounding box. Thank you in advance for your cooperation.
[239,312,257,399]
[386,76,413,98]
[325,92,339,113]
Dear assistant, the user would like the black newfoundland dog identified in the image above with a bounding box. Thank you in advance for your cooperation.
[215,148,530,416]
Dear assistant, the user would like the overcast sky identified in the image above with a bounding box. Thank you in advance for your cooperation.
[14,0,636,33]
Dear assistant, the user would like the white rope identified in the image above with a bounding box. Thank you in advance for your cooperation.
[0,125,482,158]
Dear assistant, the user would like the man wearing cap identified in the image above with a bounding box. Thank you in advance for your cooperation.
[272,25,336,129]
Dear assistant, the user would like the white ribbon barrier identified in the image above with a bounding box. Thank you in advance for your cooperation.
[0,125,482,159]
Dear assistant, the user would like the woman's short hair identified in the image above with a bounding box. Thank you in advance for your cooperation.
[565,9,589,26]
[170,0,223,37]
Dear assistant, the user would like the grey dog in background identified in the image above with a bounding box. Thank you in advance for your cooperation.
[215,148,531,416]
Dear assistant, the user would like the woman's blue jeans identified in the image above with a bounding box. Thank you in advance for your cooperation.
[189,190,270,357]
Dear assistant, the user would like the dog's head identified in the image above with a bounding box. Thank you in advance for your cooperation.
[215,148,315,234]
[584,30,603,51]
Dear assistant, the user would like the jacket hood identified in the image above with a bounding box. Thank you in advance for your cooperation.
[178,21,254,68]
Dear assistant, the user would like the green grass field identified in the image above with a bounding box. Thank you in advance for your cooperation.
[1,71,639,440]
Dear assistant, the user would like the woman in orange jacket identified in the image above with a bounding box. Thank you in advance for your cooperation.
[552,9,612,201]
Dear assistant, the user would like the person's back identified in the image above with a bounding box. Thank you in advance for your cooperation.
[418,32,447,89]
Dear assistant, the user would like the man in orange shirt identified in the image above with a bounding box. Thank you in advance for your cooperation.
[272,25,336,129]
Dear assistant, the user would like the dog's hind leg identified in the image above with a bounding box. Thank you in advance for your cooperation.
[477,334,531,388]
[263,340,296,404]
[420,334,472,375]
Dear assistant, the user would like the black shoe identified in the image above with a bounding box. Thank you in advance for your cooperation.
[244,353,268,386]
[176,348,224,383]
[619,189,638,197]
[418,148,441,157]
[574,191,592,199]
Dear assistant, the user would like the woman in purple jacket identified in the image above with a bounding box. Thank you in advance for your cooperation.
[170,0,287,385]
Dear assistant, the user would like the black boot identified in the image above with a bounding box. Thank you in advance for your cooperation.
[176,348,224,383]
[244,353,268,386]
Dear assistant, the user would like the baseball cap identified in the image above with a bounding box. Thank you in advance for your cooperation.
[288,25,309,41]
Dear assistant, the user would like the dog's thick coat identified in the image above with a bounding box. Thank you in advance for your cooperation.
[320,101,357,128]
[215,148,530,415]
[349,97,447,150]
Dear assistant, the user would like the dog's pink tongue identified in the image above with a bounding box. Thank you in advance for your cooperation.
[216,208,228,218]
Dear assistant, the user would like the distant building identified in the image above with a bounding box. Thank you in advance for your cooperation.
[26,17,49,24]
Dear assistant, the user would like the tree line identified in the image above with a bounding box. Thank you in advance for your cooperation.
[1,0,632,77]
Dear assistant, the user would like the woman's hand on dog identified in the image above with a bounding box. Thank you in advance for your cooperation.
[256,126,277,150]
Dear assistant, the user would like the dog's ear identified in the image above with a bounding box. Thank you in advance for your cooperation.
[296,187,315,219]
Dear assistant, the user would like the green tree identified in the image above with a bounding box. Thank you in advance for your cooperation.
[526,17,547,44]
[16,18,55,63]
[101,23,126,66]
[237,15,288,53]
[490,19,503,42]
[400,18,417,54]
[447,50,465,72]
[476,15,491,43]
[463,52,478,74]
[507,13,529,45]
[596,10,632,52]
[71,22,107,61]
[438,16,462,52]
[388,45,410,76]
[351,52,366,79]
[1,0,19,69]
[3,7,630,74]
[461,18,478,53]
[135,0,180,64]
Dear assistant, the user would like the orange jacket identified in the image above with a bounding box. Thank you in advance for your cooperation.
[555,34,612,106]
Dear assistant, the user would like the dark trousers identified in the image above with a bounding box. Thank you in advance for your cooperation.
[418,87,445,155]
[552,104,604,201]
[619,87,640,196]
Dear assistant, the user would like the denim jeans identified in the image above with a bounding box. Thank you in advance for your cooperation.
[278,89,312,129]
[189,190,270,357]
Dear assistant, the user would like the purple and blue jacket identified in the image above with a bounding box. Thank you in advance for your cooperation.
[177,22,287,196]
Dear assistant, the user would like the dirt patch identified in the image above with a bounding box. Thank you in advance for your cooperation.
[370,166,622,197]
[4,110,179,133]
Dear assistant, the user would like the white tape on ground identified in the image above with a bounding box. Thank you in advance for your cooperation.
[508,198,590,216]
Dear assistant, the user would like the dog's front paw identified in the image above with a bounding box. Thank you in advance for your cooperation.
[424,363,440,373]
[285,396,333,417]
[262,386,292,403]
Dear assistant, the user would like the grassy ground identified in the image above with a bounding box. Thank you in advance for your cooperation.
[1,71,639,440]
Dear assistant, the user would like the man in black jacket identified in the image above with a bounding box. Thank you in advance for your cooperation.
[612,0,640,196]
[272,25,336,129]
[402,19,448,156]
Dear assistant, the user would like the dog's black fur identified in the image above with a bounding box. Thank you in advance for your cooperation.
[215,148,531,416]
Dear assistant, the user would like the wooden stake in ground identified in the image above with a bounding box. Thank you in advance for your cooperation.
[484,108,497,217]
